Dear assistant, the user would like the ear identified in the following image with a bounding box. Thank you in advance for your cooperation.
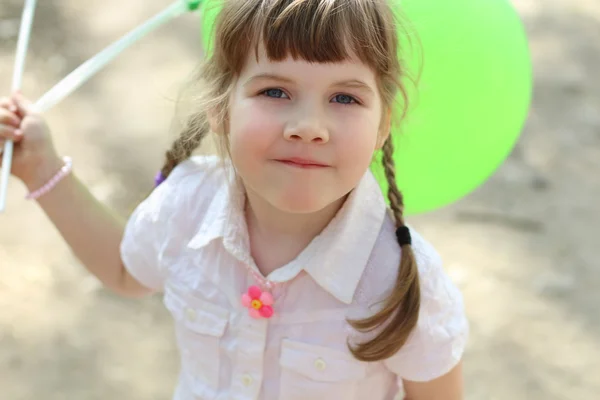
[376,108,392,149]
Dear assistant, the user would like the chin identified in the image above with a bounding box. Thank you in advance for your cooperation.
[271,191,336,214]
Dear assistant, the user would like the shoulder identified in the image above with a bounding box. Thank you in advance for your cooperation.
[144,155,225,216]
[124,155,227,236]
[120,155,228,289]
[358,214,468,381]
[358,213,446,303]
[166,155,225,195]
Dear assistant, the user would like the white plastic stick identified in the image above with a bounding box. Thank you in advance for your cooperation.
[0,0,37,213]
[1,0,196,212]
[34,0,188,113]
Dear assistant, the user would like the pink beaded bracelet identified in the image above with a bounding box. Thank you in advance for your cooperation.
[25,156,73,200]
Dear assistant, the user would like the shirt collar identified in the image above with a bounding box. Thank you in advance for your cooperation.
[296,171,387,304]
[188,167,387,304]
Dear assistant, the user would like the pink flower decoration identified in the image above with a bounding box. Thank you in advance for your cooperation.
[241,285,274,319]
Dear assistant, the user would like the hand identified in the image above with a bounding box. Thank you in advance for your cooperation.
[0,92,63,190]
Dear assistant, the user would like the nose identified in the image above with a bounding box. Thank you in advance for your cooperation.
[283,106,329,144]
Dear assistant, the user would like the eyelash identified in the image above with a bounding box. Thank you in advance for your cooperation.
[259,88,360,105]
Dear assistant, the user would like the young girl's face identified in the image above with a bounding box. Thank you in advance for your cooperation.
[227,45,389,214]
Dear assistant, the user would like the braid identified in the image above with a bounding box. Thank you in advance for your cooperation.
[159,113,210,181]
[348,137,421,362]
[382,138,405,225]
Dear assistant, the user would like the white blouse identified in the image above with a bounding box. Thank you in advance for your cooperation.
[120,155,468,400]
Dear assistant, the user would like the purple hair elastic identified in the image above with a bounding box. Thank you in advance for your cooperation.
[154,171,166,187]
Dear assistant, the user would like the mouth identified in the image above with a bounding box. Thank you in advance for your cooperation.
[275,158,330,169]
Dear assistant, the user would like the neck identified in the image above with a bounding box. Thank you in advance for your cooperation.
[243,185,347,275]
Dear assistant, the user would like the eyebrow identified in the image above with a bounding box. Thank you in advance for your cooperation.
[332,79,375,95]
[244,73,375,95]
[244,73,296,86]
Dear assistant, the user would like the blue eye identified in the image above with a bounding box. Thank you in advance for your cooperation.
[332,94,357,105]
[262,88,288,99]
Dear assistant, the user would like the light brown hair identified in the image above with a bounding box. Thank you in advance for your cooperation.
[161,0,420,362]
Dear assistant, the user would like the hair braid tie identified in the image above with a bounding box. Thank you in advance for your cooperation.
[395,225,412,246]
[154,171,167,187]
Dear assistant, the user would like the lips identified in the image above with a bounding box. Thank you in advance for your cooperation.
[275,157,329,168]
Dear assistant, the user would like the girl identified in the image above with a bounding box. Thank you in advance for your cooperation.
[0,0,468,399]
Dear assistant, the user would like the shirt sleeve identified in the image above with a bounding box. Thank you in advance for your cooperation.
[383,241,469,382]
[119,158,204,292]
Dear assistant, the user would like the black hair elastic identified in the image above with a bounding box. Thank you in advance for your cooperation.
[395,225,412,246]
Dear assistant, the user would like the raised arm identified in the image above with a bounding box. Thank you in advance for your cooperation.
[0,92,151,297]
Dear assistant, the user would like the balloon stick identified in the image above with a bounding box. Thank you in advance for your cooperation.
[35,1,195,113]
[0,0,37,213]
[0,0,203,212]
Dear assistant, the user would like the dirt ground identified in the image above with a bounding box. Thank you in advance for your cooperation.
[0,1,598,399]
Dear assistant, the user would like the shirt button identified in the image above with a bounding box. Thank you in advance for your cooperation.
[185,307,196,321]
[242,374,253,386]
[314,358,327,371]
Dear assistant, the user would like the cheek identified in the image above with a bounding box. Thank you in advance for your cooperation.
[228,99,283,164]
[334,113,380,166]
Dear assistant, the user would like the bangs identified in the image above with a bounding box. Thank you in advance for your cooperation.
[216,0,397,75]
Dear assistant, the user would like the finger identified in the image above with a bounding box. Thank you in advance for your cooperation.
[0,109,22,128]
[0,97,18,113]
[11,91,35,115]
[0,124,23,142]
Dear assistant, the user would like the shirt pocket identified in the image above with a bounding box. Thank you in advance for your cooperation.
[164,286,229,399]
[278,339,367,400]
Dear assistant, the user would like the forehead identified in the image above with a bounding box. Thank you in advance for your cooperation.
[239,44,378,86]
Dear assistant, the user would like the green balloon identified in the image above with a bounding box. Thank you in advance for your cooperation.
[371,0,532,214]
[199,0,532,215]
[200,0,220,54]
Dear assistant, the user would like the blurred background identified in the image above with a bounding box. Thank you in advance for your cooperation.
[0,0,598,399]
